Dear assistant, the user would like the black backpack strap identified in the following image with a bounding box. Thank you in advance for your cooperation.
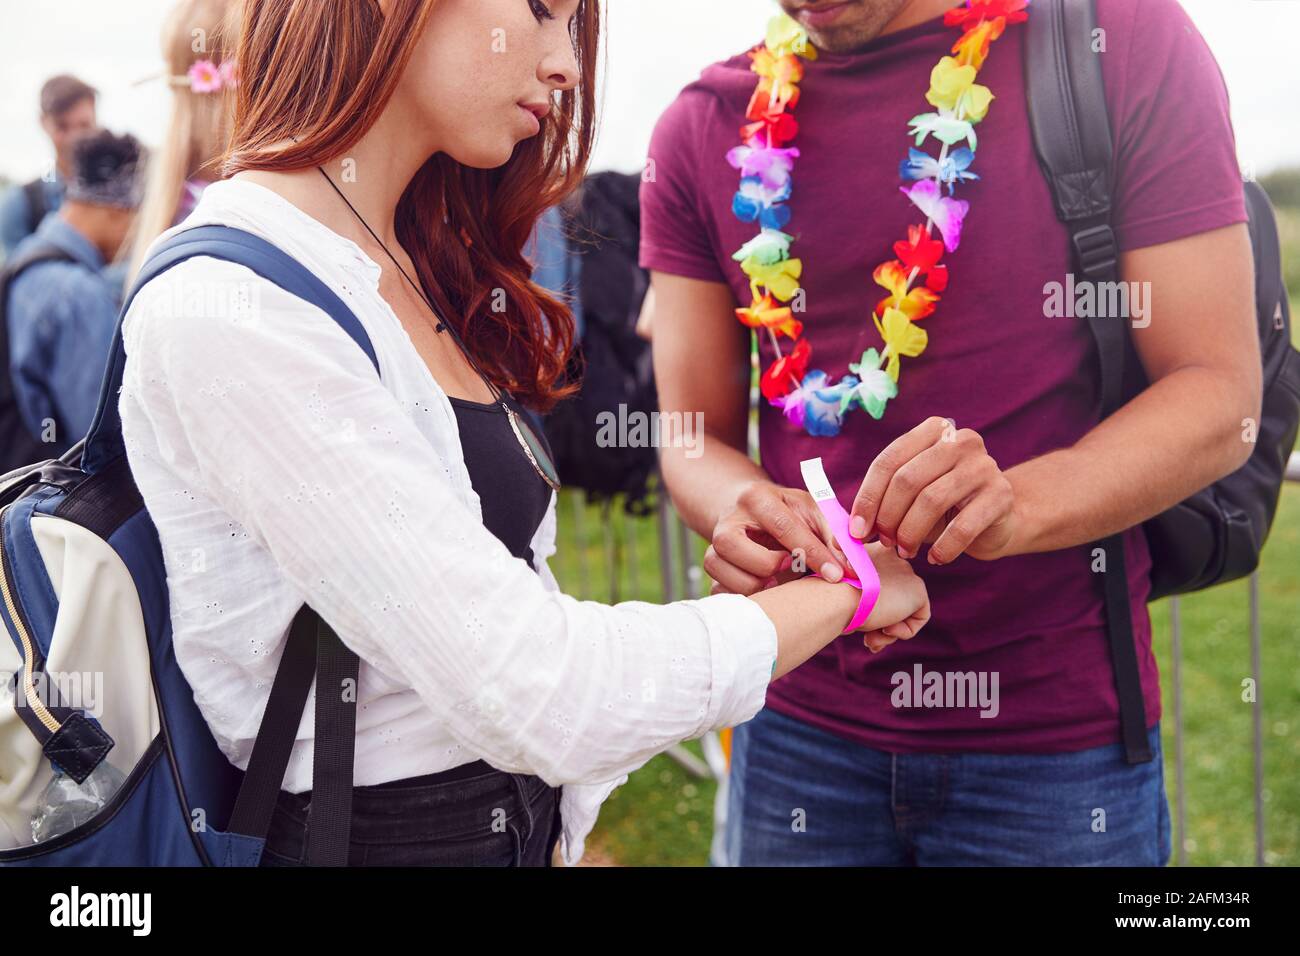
[22,179,49,235]
[1,240,79,383]
[1025,0,1124,415]
[225,605,358,865]
[227,606,319,842]
[1097,531,1151,763]
[1025,0,1152,764]
[305,622,361,866]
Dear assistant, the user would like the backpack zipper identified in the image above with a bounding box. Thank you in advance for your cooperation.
[0,504,61,733]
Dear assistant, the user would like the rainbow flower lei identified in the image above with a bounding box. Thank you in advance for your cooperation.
[728,1,1031,437]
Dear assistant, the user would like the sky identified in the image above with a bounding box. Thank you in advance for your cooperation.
[0,0,1296,182]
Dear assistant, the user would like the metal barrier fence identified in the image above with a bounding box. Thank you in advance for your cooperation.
[553,451,1300,865]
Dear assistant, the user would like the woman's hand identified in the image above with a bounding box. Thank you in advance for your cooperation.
[853,542,930,654]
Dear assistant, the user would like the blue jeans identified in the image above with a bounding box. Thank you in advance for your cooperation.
[725,707,1170,866]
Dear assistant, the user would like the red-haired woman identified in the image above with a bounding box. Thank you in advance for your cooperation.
[118,0,930,867]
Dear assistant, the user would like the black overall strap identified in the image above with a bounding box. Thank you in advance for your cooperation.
[1025,0,1152,763]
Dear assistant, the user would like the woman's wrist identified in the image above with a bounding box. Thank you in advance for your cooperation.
[806,554,874,633]
[751,576,865,680]
[843,578,867,631]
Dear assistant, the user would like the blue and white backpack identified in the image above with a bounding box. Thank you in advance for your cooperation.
[1,226,367,866]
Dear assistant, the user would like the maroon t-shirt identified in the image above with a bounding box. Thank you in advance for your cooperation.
[639,0,1247,753]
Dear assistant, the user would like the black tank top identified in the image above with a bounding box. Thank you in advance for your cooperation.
[446,393,553,566]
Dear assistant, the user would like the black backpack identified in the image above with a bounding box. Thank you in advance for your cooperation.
[1026,0,1300,762]
[0,240,76,475]
[545,171,659,515]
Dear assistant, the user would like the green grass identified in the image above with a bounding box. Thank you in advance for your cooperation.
[1276,209,1300,303]
[589,739,718,867]
[1149,487,1300,866]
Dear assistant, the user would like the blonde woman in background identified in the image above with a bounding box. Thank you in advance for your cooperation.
[128,0,235,279]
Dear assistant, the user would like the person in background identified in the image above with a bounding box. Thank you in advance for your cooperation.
[127,0,237,279]
[1,130,145,466]
[0,75,98,260]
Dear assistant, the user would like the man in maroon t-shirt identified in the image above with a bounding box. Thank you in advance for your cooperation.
[641,0,1260,864]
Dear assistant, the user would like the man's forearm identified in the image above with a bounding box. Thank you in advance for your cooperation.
[1003,365,1257,556]
[659,434,768,539]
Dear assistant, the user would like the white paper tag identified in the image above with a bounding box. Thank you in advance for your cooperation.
[800,457,836,502]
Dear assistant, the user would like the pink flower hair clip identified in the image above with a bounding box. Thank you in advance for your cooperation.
[169,59,237,94]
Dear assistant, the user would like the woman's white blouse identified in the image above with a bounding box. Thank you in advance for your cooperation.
[117,179,777,865]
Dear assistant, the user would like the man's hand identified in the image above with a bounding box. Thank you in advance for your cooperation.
[849,416,1016,566]
[705,480,850,595]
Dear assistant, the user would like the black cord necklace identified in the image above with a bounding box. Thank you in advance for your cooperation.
[315,166,451,337]
[314,165,561,492]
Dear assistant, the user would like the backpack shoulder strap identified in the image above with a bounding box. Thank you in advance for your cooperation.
[1024,0,1117,263]
[0,240,79,409]
[82,224,381,477]
[1025,0,1152,765]
[1025,0,1125,413]
[0,239,78,335]
[22,179,48,235]
[1,238,76,284]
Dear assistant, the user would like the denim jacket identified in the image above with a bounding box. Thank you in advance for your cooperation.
[4,216,120,449]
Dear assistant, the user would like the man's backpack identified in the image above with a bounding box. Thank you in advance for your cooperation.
[545,171,660,515]
[0,241,78,473]
[1025,0,1300,763]
[0,226,365,865]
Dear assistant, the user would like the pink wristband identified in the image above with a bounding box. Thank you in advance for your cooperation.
[800,458,881,634]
